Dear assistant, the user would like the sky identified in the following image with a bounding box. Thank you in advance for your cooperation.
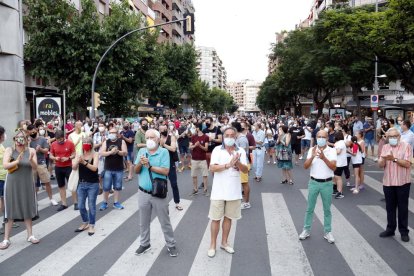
[191,0,312,82]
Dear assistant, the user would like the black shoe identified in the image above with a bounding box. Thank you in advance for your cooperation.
[50,175,56,180]
[379,230,395,238]
[135,244,151,255]
[335,192,344,199]
[401,235,410,242]
[167,246,178,257]
[332,190,338,195]
[74,203,79,210]
[57,205,68,212]
[198,183,203,190]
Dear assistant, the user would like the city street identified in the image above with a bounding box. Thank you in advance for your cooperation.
[1,157,413,276]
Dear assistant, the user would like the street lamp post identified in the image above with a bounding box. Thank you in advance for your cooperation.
[90,17,192,118]
[373,0,379,128]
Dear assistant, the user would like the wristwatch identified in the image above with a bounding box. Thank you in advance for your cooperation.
[393,158,397,163]
[148,165,152,171]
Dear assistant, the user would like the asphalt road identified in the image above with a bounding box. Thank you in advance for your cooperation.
[0,156,413,276]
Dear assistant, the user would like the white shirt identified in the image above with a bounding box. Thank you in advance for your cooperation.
[401,130,414,150]
[303,126,312,140]
[344,134,352,157]
[335,140,347,167]
[210,146,248,201]
[307,146,337,179]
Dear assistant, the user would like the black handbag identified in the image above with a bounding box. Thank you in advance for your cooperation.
[268,140,276,148]
[148,169,168,198]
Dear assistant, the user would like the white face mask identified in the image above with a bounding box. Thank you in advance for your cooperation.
[146,139,157,150]
[108,133,116,141]
[99,126,105,132]
[224,137,235,147]
[39,130,45,136]
[169,125,174,130]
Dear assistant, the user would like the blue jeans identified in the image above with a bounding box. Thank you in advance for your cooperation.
[253,148,265,177]
[77,182,99,225]
[103,170,123,191]
[168,164,180,204]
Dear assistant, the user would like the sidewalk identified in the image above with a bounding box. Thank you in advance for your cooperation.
[365,144,414,177]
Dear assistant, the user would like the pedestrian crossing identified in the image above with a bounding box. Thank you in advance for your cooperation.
[1,183,413,275]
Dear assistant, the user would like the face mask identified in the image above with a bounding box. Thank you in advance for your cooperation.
[141,125,148,131]
[39,130,45,136]
[94,124,98,128]
[30,133,37,139]
[389,138,398,146]
[108,134,116,141]
[54,121,59,125]
[82,144,92,152]
[123,126,129,131]
[146,139,157,150]
[169,125,174,130]
[16,137,25,145]
[304,121,308,125]
[317,138,326,147]
[161,131,168,137]
[224,137,235,147]
[316,123,321,128]
[99,126,105,132]
[205,123,211,128]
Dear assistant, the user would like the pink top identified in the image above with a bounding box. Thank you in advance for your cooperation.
[380,141,413,186]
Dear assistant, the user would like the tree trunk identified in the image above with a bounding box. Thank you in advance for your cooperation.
[351,85,362,118]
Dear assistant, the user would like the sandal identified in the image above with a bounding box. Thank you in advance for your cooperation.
[27,235,40,244]
[280,179,288,184]
[88,226,95,236]
[256,177,262,182]
[289,180,294,185]
[175,205,183,211]
[75,224,89,233]
[0,239,11,250]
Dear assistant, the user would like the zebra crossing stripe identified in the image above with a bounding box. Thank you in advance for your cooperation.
[0,192,107,263]
[299,189,397,276]
[188,215,237,276]
[358,205,414,255]
[21,194,140,276]
[262,193,313,276]
[105,199,192,276]
[364,175,414,214]
[36,189,71,210]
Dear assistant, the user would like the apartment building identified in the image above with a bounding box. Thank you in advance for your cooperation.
[268,31,289,74]
[227,80,261,113]
[196,46,227,90]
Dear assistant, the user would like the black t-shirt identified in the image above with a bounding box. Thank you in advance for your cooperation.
[203,126,222,152]
[289,127,305,145]
[177,126,190,147]
[328,131,336,146]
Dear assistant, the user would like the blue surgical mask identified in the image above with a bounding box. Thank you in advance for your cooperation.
[317,138,326,147]
[224,137,235,147]
[108,134,116,141]
[389,138,398,146]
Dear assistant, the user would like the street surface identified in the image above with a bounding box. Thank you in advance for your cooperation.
[1,158,413,276]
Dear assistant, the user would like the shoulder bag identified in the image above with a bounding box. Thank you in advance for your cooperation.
[147,154,168,198]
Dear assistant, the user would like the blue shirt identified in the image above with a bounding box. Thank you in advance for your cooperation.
[135,147,170,191]
[252,130,265,147]
[121,130,135,152]
[410,124,414,134]
[363,122,374,140]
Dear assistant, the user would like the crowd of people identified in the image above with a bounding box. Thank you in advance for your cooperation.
[0,112,412,254]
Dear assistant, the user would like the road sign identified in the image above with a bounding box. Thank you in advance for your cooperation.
[371,94,379,110]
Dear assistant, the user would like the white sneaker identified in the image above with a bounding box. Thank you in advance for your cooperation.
[346,181,352,187]
[299,156,303,160]
[299,230,311,240]
[50,199,59,206]
[241,202,251,210]
[374,158,378,162]
[273,161,277,164]
[324,232,335,243]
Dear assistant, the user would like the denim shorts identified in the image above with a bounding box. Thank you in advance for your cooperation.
[365,138,375,147]
[301,140,311,148]
[0,180,4,197]
[125,151,134,162]
[179,145,189,155]
[103,170,123,191]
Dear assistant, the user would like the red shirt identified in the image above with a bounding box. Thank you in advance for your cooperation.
[191,134,209,160]
[50,140,75,167]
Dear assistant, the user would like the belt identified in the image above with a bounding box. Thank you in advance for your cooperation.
[256,147,262,150]
[311,176,333,182]
[139,186,152,194]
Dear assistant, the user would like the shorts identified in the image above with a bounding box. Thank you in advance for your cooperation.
[55,166,72,188]
[125,151,134,162]
[334,166,346,176]
[103,170,123,192]
[302,140,311,148]
[364,138,375,147]
[291,143,301,155]
[98,157,105,176]
[179,145,189,155]
[240,164,250,183]
[352,163,362,168]
[33,163,51,183]
[208,199,242,220]
[191,160,209,177]
[0,180,4,197]
[362,157,365,165]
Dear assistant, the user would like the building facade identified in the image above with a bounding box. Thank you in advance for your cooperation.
[228,80,261,113]
[196,46,227,90]
[268,31,288,75]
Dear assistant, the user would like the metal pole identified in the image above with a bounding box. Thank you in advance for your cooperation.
[32,90,36,120]
[91,18,187,118]
[373,0,379,146]
[63,89,66,131]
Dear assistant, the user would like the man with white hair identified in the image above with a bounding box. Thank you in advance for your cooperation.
[134,129,178,257]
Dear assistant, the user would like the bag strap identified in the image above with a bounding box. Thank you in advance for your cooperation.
[146,153,155,183]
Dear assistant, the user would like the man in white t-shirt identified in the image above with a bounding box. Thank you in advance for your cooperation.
[301,120,313,160]
[299,130,337,244]
[207,127,248,258]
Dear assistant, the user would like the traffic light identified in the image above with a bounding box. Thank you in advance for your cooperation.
[94,92,101,109]
[183,13,195,35]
